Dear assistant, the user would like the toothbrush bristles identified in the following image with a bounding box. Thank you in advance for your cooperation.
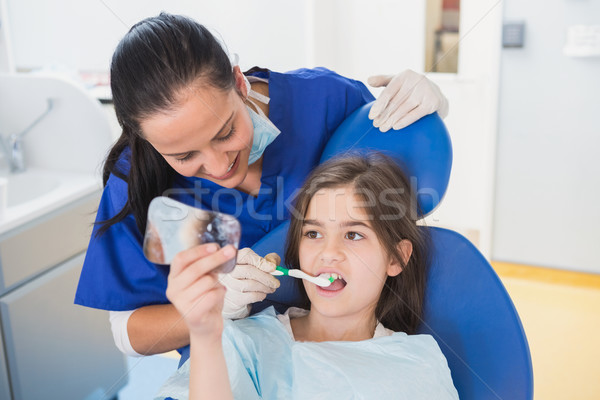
[328,277,335,283]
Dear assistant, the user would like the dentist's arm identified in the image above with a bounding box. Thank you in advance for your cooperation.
[112,248,280,356]
[127,304,190,355]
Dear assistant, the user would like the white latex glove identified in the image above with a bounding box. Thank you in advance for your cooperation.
[219,248,281,320]
[368,70,449,132]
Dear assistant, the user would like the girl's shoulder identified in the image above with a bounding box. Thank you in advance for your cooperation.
[384,331,442,349]
[381,332,452,369]
[225,306,284,331]
[223,307,295,352]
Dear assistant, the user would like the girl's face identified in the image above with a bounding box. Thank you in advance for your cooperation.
[140,68,253,188]
[298,186,403,323]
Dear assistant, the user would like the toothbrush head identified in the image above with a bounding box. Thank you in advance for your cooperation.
[312,275,335,287]
[273,266,336,287]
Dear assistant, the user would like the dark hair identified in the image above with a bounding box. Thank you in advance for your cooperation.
[97,13,235,236]
[284,152,431,334]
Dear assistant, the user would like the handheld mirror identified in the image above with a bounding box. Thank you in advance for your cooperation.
[143,196,241,273]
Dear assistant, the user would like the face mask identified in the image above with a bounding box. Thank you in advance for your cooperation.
[246,105,281,165]
[240,73,281,165]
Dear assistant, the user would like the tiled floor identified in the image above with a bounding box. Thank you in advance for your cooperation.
[118,263,600,400]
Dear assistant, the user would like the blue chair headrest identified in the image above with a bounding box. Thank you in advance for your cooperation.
[320,102,452,217]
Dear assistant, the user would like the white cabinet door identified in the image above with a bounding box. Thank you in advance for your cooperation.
[0,252,127,400]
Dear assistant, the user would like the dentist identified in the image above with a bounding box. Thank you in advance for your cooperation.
[74,13,449,364]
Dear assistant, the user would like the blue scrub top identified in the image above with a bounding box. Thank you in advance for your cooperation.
[74,67,374,360]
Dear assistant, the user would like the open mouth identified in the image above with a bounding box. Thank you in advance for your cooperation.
[317,272,347,294]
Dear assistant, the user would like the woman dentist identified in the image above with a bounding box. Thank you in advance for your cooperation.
[74,13,449,364]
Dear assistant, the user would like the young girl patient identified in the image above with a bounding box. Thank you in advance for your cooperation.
[156,153,459,400]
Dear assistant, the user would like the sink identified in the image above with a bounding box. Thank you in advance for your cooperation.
[0,168,101,235]
[6,172,60,207]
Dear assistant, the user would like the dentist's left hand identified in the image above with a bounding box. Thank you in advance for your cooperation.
[166,243,236,341]
[368,69,449,132]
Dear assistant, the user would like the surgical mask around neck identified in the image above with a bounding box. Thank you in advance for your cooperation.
[242,74,281,165]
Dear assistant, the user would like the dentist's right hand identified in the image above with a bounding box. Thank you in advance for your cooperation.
[166,243,236,341]
[219,248,281,320]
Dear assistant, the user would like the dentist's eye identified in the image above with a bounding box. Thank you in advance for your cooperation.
[304,231,322,239]
[345,232,364,241]
[215,125,236,143]
[175,152,196,163]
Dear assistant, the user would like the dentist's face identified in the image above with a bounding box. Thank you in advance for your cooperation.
[140,77,253,188]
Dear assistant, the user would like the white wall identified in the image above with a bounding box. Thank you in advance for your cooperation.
[422,0,503,257]
[312,0,426,83]
[0,0,15,73]
[6,0,311,73]
[493,0,600,273]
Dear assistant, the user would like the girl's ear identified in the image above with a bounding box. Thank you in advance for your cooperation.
[387,240,413,277]
[233,65,248,98]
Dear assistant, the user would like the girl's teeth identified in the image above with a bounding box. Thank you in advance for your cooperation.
[319,272,343,280]
[227,161,234,172]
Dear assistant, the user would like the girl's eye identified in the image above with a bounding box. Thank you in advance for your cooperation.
[175,152,195,163]
[345,231,364,241]
[215,125,236,143]
[304,230,322,239]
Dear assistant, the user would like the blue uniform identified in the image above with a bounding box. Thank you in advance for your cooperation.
[74,67,374,358]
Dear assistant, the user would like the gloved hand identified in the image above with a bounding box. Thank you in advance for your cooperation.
[219,248,281,320]
[367,70,449,132]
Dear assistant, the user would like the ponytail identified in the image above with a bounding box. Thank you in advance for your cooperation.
[95,126,174,237]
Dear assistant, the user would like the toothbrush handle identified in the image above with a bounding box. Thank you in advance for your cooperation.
[288,269,322,286]
[271,266,306,281]
[272,266,329,287]
[272,266,287,276]
[287,269,307,280]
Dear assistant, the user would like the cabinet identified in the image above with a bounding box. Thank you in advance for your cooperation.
[0,193,127,400]
[0,328,9,399]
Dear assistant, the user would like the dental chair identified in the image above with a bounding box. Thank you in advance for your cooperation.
[251,103,534,400]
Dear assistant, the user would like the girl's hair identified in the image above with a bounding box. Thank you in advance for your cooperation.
[97,13,235,236]
[284,152,431,334]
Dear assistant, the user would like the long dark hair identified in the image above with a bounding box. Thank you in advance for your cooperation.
[284,152,431,334]
[97,13,235,236]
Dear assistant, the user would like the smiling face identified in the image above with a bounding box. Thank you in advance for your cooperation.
[140,69,253,188]
[298,185,403,323]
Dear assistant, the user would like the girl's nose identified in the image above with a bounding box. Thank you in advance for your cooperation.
[319,237,345,265]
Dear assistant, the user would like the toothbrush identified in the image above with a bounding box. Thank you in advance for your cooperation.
[272,266,335,287]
